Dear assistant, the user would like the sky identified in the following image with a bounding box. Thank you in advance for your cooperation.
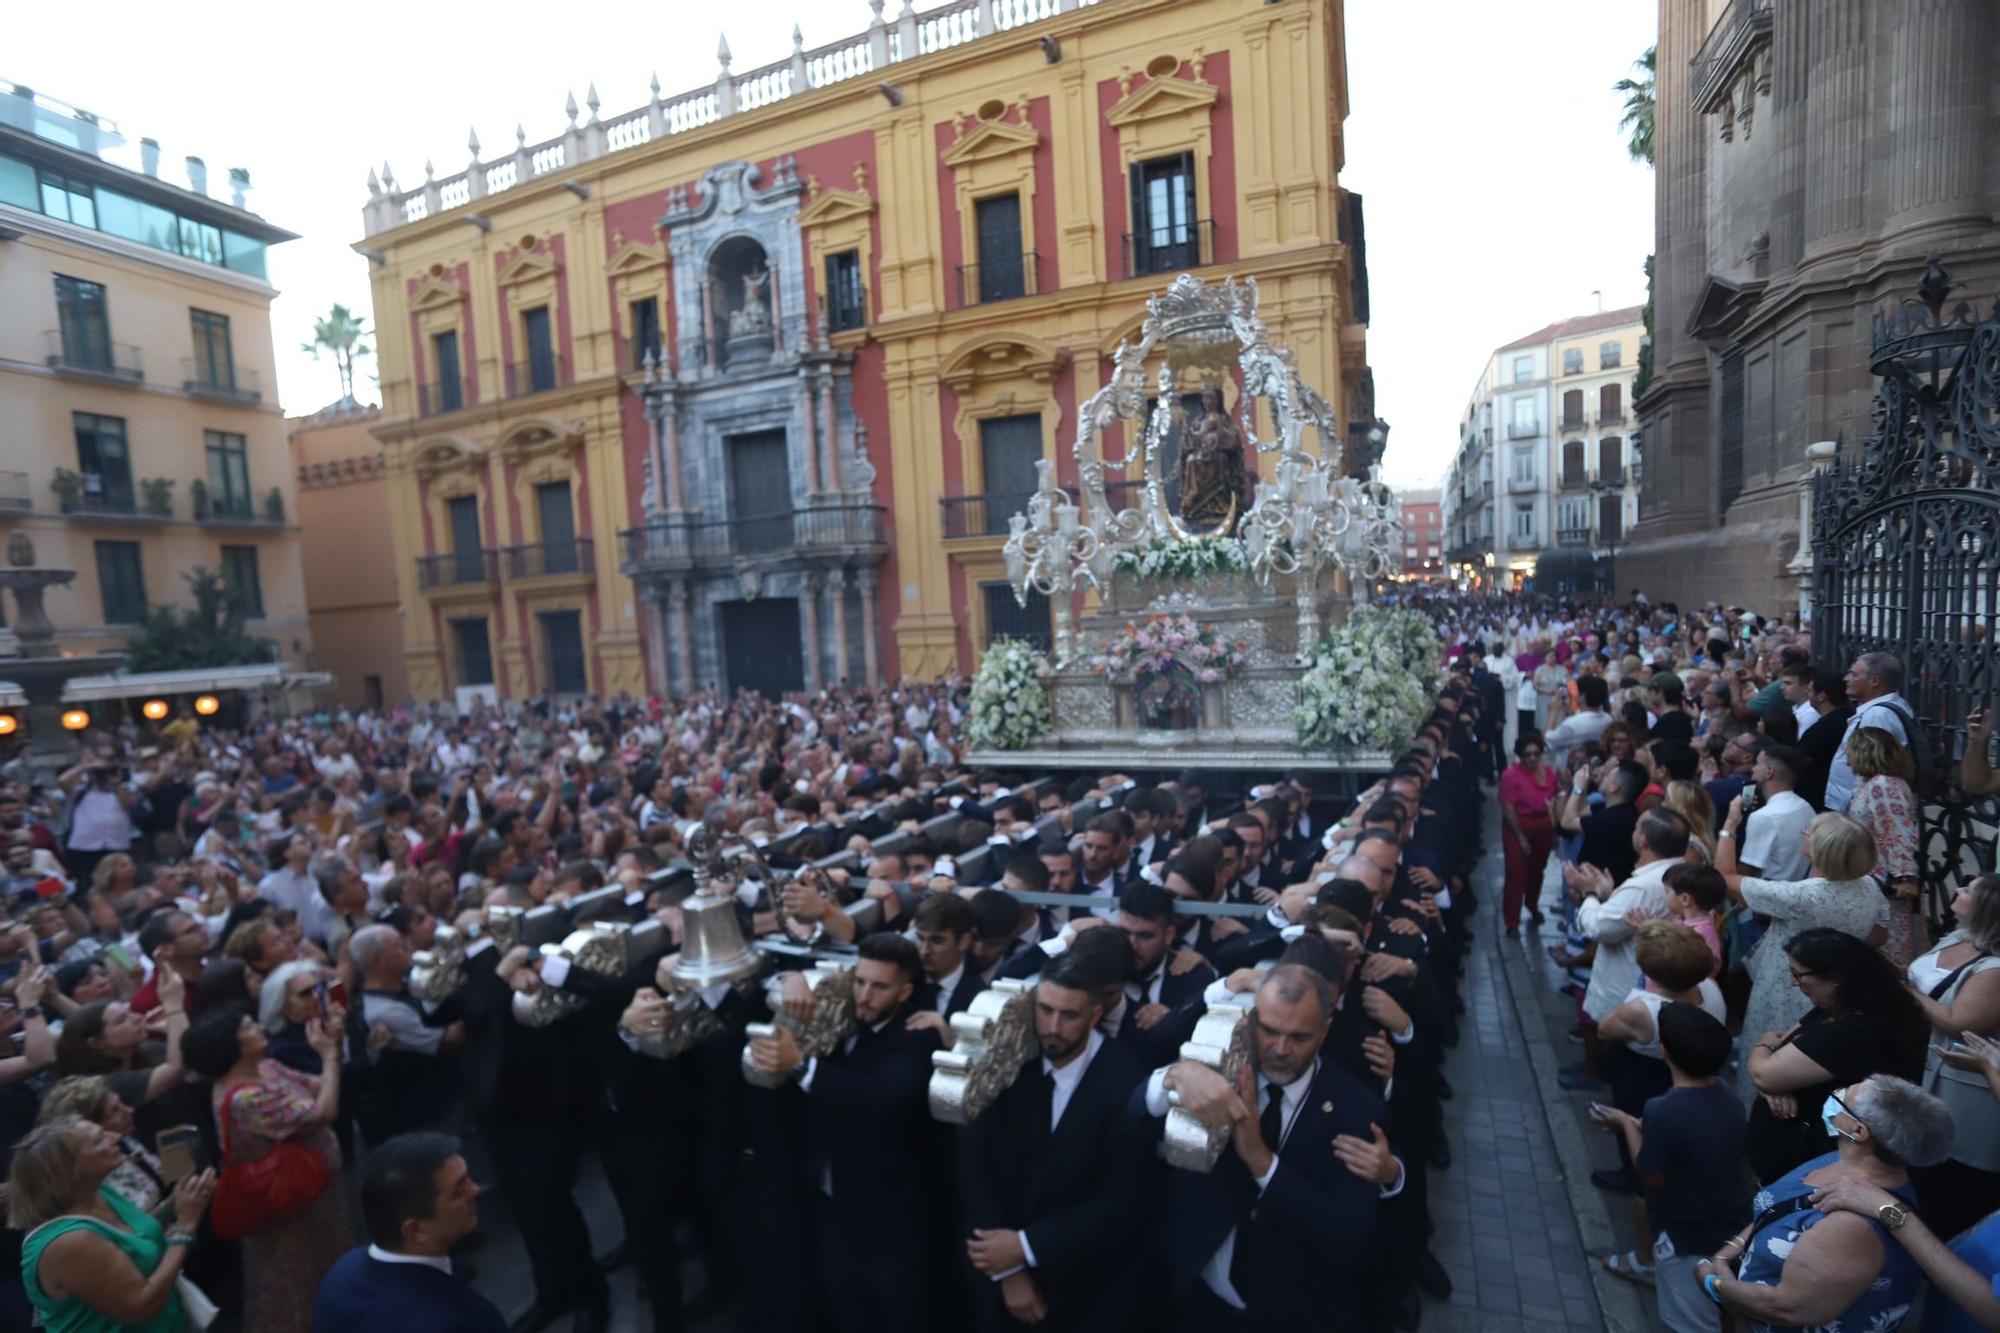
[13,0,1655,490]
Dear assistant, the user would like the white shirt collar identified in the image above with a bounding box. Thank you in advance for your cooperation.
[1255,1057,1318,1121]
[1043,1028,1103,1088]
[931,962,965,1010]
[367,1243,452,1275]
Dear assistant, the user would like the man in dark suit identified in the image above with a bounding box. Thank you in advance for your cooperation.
[1144,963,1390,1329]
[1110,882,1215,1070]
[312,1132,507,1333]
[959,954,1150,1331]
[1796,669,1854,809]
[1075,812,1130,909]
[911,892,986,1020]
[748,933,943,1333]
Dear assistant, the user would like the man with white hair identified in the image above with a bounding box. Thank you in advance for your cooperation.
[353,922,465,1143]
[1825,651,1917,813]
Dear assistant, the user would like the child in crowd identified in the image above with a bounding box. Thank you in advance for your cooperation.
[1660,863,1728,976]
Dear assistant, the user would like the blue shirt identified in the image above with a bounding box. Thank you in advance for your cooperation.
[1635,1082,1749,1253]
[1738,1153,1921,1333]
[1926,1209,2000,1333]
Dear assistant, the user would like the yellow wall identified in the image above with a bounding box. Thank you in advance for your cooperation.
[0,215,309,663]
[290,406,409,707]
[363,0,1364,694]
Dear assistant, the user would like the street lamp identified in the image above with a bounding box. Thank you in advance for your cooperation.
[1588,477,1624,595]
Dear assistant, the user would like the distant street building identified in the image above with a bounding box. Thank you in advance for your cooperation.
[1394,487,1444,581]
[1631,0,2000,610]
[290,401,407,710]
[1442,306,1645,591]
[0,79,309,666]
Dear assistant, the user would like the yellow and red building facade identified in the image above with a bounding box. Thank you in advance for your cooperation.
[360,0,1368,700]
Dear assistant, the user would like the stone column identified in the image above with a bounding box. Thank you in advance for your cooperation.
[1654,0,1711,379]
[800,366,822,494]
[799,573,822,691]
[857,568,881,687]
[702,278,720,371]
[1886,0,1987,233]
[828,568,850,685]
[645,585,673,698]
[1803,0,1868,259]
[1789,441,1839,624]
[669,581,695,695]
[769,263,784,356]
[650,387,685,512]
[817,366,841,497]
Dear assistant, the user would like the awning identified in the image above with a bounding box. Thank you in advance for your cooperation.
[57,663,289,702]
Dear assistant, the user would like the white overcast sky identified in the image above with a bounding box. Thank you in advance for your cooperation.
[13,0,1655,489]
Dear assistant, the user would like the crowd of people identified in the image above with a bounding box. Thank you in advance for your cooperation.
[1446,590,2000,1333]
[0,586,1994,1333]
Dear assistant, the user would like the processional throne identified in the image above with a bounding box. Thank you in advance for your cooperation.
[968,274,1398,771]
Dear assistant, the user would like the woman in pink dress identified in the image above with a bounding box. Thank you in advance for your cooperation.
[183,1005,350,1333]
[1499,733,1562,936]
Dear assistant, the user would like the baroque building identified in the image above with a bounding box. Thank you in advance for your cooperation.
[360,0,1370,700]
[290,401,407,709]
[1629,0,2000,610]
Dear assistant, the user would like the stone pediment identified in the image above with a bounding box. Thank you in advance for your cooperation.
[798,183,875,231]
[412,438,483,481]
[942,117,1041,169]
[941,332,1063,390]
[497,418,583,465]
[409,273,464,314]
[605,236,668,277]
[496,247,560,289]
[1105,74,1219,128]
[1686,273,1768,342]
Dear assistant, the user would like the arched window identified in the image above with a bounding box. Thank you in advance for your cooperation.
[1562,440,1586,488]
[1599,437,1623,482]
[1599,383,1623,423]
[1562,389,1585,427]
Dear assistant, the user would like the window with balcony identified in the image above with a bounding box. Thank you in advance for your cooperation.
[1512,356,1533,384]
[627,297,661,371]
[72,413,133,514]
[188,309,235,394]
[825,250,865,332]
[980,415,1044,537]
[534,481,580,574]
[1562,440,1586,488]
[1599,382,1623,423]
[1509,396,1537,436]
[1562,389,1585,428]
[1598,492,1624,543]
[430,331,463,414]
[982,581,1051,653]
[1562,348,1583,375]
[204,431,252,518]
[1599,437,1624,483]
[221,545,263,620]
[94,540,145,623]
[54,274,111,370]
[522,306,556,393]
[1131,153,1200,275]
[972,193,1027,303]
[1600,339,1623,369]
[38,169,95,228]
[1512,448,1536,483]
[1514,503,1536,543]
[727,430,793,555]
[446,494,484,582]
[451,617,495,687]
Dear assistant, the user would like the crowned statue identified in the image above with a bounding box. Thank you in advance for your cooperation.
[1176,385,1249,535]
[727,267,772,338]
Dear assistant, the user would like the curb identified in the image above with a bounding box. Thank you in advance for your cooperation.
[1488,873,1656,1333]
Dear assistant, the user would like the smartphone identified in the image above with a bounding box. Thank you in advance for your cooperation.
[101,942,135,973]
[315,980,331,1021]
[157,1125,200,1184]
[1587,1102,1611,1120]
[326,978,348,1010]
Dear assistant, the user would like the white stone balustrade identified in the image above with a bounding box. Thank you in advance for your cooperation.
[362,0,1100,237]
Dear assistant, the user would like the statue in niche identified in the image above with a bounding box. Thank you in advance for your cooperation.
[1176,385,1249,535]
[728,267,772,337]
[1135,670,1201,732]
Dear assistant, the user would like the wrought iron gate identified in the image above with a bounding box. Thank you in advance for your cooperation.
[1812,260,2000,915]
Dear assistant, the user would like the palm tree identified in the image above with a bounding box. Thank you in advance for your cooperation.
[1615,46,1656,166]
[303,304,373,402]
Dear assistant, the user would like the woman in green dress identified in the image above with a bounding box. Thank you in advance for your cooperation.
[8,1115,215,1333]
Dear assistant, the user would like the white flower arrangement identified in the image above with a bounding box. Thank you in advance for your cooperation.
[1112,535,1248,582]
[1294,607,1442,752]
[965,637,1054,750]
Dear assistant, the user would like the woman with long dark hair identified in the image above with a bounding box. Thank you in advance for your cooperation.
[1744,928,1928,1184]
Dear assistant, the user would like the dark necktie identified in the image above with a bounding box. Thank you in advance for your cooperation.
[1230,1083,1285,1293]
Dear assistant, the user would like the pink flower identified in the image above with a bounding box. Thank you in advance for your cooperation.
[1199,668,1220,684]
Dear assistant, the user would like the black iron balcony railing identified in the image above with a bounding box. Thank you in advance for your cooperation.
[1598,465,1626,486]
[1561,468,1590,490]
[621,503,886,570]
[181,359,262,404]
[1507,421,1542,439]
[827,282,867,333]
[1597,409,1628,427]
[958,250,1039,306]
[45,330,143,383]
[60,491,146,518]
[1557,526,1594,547]
[1560,414,1589,434]
[417,550,500,589]
[505,539,594,579]
[505,355,571,399]
[621,339,664,374]
[1123,218,1216,279]
[940,481,1147,539]
[419,380,467,417]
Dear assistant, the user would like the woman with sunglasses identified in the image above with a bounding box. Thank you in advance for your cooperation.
[1694,1074,1954,1333]
[1498,733,1560,937]
[1744,929,1929,1185]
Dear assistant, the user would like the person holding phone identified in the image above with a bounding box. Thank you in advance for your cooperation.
[34,1076,179,1219]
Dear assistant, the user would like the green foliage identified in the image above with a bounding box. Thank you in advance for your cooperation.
[1635,254,1656,400]
[302,303,374,401]
[1616,46,1656,167]
[141,477,175,517]
[49,468,82,508]
[123,566,272,672]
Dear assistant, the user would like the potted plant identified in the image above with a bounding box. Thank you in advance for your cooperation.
[50,468,83,513]
[140,478,175,517]
[264,487,285,523]
[190,478,210,520]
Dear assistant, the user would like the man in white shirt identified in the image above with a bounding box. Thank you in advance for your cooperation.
[1562,808,1691,1089]
[1544,675,1614,764]
[258,833,319,919]
[1737,745,1815,881]
[1780,663,1821,735]
[1825,651,1914,813]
